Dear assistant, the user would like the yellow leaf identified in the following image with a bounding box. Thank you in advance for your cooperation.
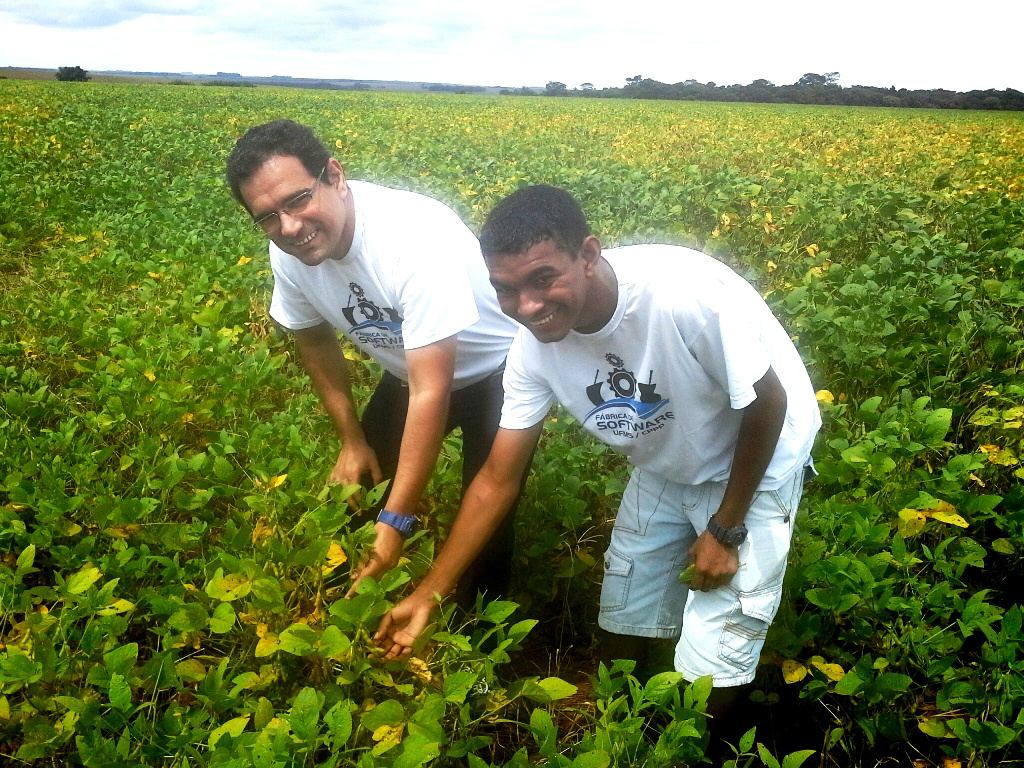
[929,510,968,528]
[988,448,1019,466]
[805,243,820,257]
[782,659,808,684]
[810,661,846,682]
[236,255,252,266]
[335,139,344,148]
[252,517,274,546]
[978,444,1001,454]
[105,524,141,538]
[897,508,927,537]
[766,260,778,272]
[941,758,962,768]
[147,271,163,279]
[372,724,404,752]
[407,657,433,683]
[342,347,363,362]
[97,598,136,616]
[143,371,156,382]
[255,633,280,657]
[816,389,835,405]
[265,474,288,490]
[322,542,348,574]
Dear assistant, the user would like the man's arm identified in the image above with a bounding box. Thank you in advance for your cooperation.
[375,423,544,658]
[294,323,382,488]
[688,366,787,592]
[347,335,458,593]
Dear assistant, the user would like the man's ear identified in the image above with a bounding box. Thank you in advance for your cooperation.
[326,156,347,187]
[579,235,603,273]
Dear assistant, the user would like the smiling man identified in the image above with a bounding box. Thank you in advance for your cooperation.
[225,120,520,598]
[377,184,820,726]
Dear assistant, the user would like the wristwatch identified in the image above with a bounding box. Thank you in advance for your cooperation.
[706,517,748,548]
[376,509,419,539]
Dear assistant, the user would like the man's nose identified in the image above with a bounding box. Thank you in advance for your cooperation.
[279,211,302,237]
[518,291,543,317]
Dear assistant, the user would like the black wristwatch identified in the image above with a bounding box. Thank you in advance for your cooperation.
[706,517,748,548]
[377,509,419,539]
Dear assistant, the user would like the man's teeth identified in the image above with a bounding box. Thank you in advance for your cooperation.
[532,313,554,326]
[295,230,317,246]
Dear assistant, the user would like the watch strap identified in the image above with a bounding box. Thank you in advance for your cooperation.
[377,509,419,539]
[706,517,748,547]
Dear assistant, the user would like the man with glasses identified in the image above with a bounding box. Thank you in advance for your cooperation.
[226,120,520,599]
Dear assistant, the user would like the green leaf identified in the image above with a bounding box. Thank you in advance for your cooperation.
[873,672,912,693]
[209,715,250,748]
[917,718,950,738]
[278,624,319,656]
[394,734,443,768]
[572,750,612,768]
[65,564,103,594]
[643,671,683,704]
[209,602,236,633]
[287,686,321,741]
[108,673,132,712]
[834,670,865,696]
[192,300,226,328]
[168,603,209,632]
[16,544,35,573]
[537,676,578,701]
[325,700,355,745]
[781,749,817,768]
[757,742,781,768]
[480,600,518,624]
[361,699,405,731]
[205,569,252,601]
[103,643,138,677]
[442,669,478,703]
[317,625,352,658]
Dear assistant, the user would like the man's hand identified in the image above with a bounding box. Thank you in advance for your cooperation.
[375,591,439,659]
[687,530,740,592]
[331,439,383,489]
[346,522,404,598]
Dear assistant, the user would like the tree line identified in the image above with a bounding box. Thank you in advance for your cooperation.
[543,73,1024,111]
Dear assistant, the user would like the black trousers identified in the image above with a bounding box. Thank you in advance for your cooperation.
[360,368,524,602]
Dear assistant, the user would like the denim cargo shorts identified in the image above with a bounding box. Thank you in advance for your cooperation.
[598,465,806,687]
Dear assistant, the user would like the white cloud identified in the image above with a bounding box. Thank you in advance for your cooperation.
[0,0,1020,91]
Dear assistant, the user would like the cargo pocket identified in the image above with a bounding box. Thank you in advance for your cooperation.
[718,586,781,672]
[600,547,633,613]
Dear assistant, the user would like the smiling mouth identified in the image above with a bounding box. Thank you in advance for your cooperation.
[294,230,317,247]
[530,311,555,327]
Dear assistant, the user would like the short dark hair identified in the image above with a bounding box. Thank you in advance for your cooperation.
[479,184,590,259]
[225,119,331,203]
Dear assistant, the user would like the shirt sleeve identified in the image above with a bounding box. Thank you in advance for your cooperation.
[267,245,326,330]
[499,331,555,429]
[390,207,480,350]
[683,287,771,410]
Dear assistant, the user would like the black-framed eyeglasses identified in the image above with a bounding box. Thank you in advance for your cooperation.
[252,165,327,233]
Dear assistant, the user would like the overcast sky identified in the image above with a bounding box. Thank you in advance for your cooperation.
[1,1,1020,92]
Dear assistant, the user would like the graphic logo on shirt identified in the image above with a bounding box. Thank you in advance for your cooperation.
[584,353,674,439]
[341,282,403,348]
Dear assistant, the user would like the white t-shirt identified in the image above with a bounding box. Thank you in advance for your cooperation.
[500,245,821,490]
[268,181,518,389]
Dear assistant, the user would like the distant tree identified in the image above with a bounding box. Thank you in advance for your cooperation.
[545,81,567,95]
[825,71,840,85]
[625,75,644,87]
[56,66,90,82]
[750,78,774,88]
[796,72,827,87]
[580,82,595,90]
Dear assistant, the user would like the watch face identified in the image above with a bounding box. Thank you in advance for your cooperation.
[709,519,747,547]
